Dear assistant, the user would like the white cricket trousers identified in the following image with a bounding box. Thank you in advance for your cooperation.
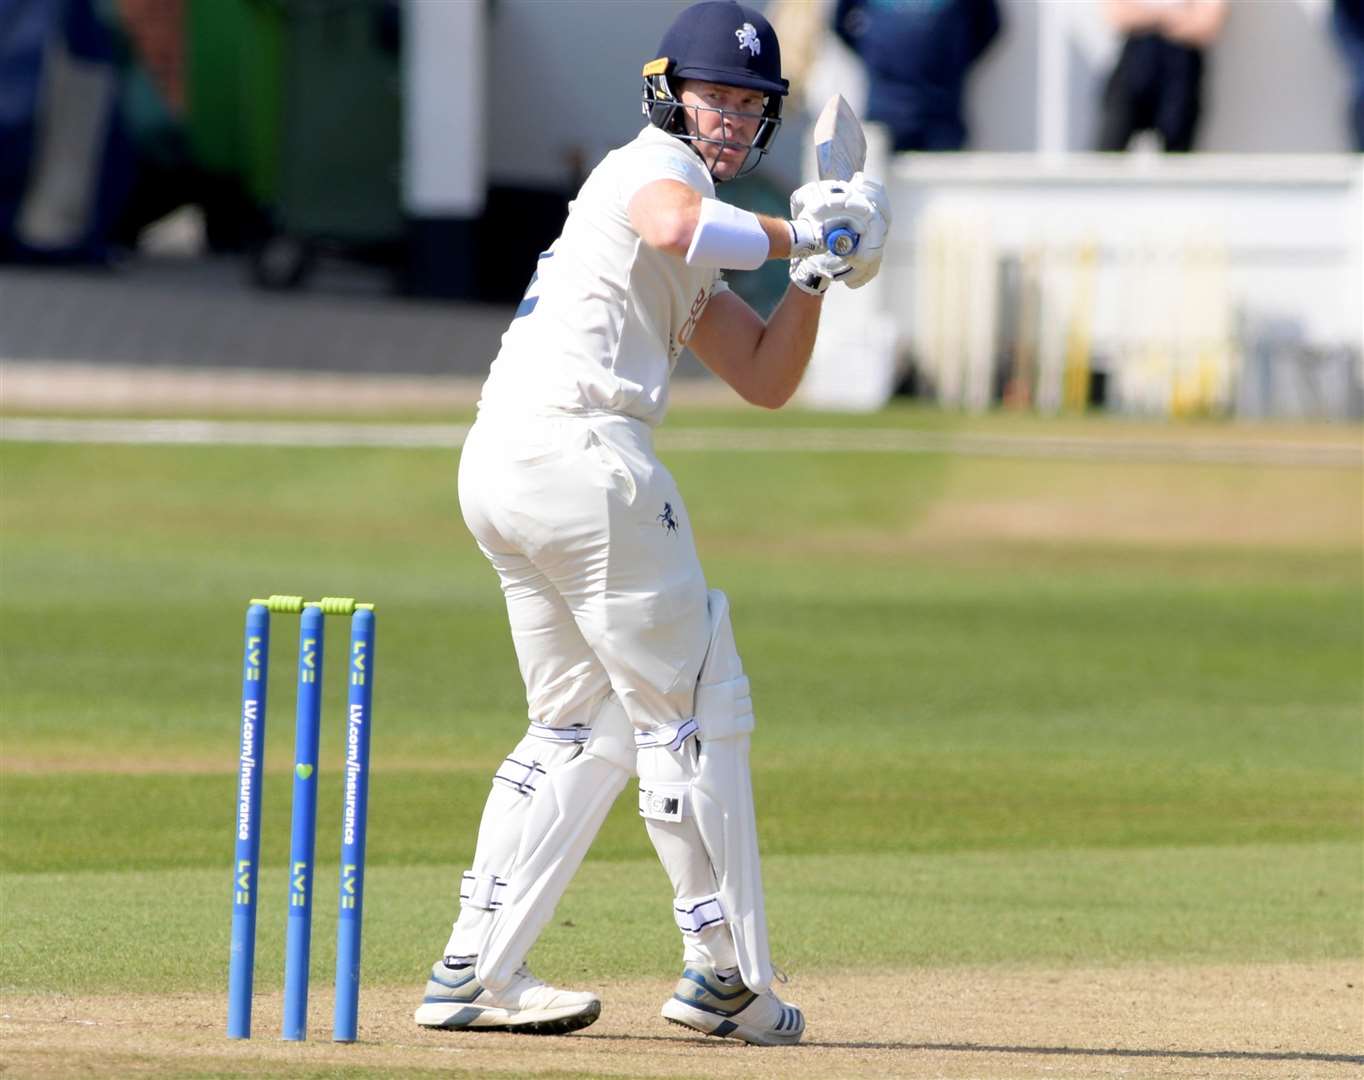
[457,411,710,734]
[449,410,738,972]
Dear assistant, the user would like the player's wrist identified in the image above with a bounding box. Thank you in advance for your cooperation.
[788,218,823,259]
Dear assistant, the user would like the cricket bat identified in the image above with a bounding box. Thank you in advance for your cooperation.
[812,94,866,256]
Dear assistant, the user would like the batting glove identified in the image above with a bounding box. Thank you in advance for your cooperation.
[787,174,891,277]
[787,178,866,259]
[790,177,857,224]
[789,254,836,295]
[833,172,891,289]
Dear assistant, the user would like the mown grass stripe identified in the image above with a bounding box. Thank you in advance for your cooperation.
[2,417,1358,467]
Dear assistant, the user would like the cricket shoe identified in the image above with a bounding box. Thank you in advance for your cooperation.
[660,963,805,1046]
[414,960,601,1034]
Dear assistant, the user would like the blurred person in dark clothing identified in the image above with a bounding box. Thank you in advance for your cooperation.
[1095,0,1228,153]
[833,0,1001,152]
[1333,0,1364,150]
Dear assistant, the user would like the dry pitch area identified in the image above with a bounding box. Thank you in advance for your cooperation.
[3,963,1360,1079]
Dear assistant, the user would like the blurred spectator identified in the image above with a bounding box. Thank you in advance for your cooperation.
[103,1,198,250]
[1,0,134,264]
[1095,0,1228,153]
[832,0,1001,152]
[1333,0,1364,150]
[767,0,834,96]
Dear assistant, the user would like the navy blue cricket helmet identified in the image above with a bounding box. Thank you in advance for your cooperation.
[642,1,789,177]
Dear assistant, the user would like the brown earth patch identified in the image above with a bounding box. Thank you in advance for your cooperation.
[907,491,1360,549]
[2,963,1359,1079]
[906,461,1362,551]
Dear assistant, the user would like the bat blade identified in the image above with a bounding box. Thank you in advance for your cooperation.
[813,94,867,182]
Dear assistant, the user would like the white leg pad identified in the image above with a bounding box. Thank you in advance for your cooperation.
[476,695,636,991]
[636,590,772,991]
[638,740,739,971]
[443,728,584,965]
[690,589,773,993]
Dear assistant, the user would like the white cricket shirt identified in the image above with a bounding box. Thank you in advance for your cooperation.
[478,125,729,428]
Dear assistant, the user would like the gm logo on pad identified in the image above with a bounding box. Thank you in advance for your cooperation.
[640,788,685,822]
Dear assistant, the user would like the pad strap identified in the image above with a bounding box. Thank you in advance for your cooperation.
[674,893,726,935]
[493,754,548,796]
[525,722,591,744]
[634,717,698,751]
[684,198,769,270]
[459,870,507,911]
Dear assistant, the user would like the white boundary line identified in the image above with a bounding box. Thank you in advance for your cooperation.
[1,417,1359,467]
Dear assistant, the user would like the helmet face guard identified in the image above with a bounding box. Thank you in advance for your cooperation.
[642,67,782,180]
[640,1,788,182]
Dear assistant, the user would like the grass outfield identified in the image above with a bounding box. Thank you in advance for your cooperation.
[1,410,1360,1015]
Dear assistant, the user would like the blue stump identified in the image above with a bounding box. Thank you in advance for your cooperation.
[282,605,325,1040]
[228,604,270,1039]
[333,607,375,1042]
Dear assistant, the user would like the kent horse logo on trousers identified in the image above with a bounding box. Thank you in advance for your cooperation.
[658,502,679,534]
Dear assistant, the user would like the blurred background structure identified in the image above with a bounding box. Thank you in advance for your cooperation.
[1,0,1360,419]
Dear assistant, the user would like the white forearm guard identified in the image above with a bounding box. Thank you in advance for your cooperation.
[685,197,770,270]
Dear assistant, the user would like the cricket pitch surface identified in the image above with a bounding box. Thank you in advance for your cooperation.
[3,962,1359,1079]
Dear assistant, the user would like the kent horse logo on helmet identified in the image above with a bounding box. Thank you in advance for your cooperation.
[641,1,789,180]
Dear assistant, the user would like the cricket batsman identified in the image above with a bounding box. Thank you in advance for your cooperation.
[415,0,891,1045]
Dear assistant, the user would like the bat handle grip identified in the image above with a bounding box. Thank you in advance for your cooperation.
[826,227,858,258]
